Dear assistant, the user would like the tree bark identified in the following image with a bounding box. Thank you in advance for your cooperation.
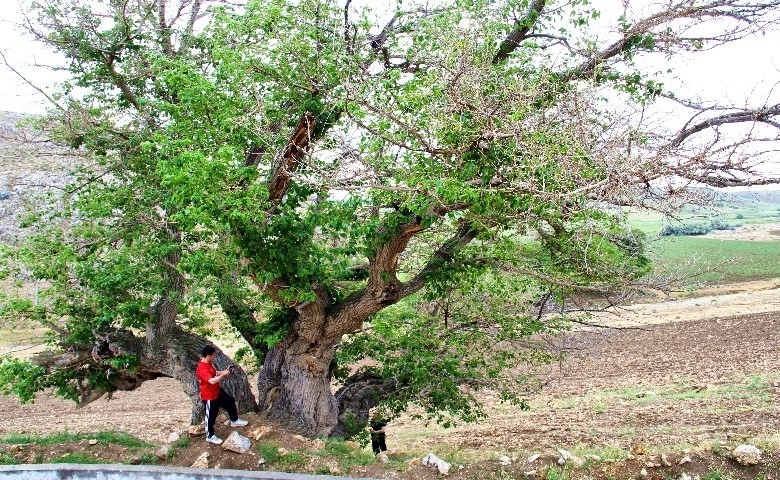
[257,291,340,436]
[333,371,397,438]
[33,324,258,425]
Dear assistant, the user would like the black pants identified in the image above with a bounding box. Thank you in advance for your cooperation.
[371,433,387,455]
[204,389,238,438]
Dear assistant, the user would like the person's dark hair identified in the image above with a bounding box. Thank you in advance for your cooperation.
[201,345,216,357]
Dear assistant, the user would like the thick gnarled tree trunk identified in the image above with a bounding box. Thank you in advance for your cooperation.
[333,371,397,438]
[255,221,478,437]
[257,293,340,436]
[31,323,258,425]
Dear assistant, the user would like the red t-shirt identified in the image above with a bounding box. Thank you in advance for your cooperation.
[196,361,220,401]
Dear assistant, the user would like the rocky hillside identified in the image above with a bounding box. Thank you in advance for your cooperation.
[0,111,74,242]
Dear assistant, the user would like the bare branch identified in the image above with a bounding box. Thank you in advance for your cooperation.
[0,50,64,112]
[669,103,780,147]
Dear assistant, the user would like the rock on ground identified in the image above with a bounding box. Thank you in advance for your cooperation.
[222,431,252,454]
[733,444,762,466]
[422,453,451,475]
[191,452,209,468]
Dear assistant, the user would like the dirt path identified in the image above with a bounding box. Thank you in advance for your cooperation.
[703,222,780,241]
[591,279,780,327]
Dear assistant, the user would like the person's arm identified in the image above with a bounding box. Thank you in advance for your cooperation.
[207,369,231,385]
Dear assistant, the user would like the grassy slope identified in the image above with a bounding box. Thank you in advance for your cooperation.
[624,192,780,286]
[648,236,780,285]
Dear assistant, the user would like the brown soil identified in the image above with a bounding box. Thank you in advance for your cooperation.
[2,307,780,479]
[703,222,780,241]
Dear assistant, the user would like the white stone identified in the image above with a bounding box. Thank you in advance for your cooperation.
[527,453,541,463]
[191,452,209,469]
[584,454,601,462]
[733,444,762,466]
[677,456,692,465]
[640,468,648,478]
[250,426,273,440]
[558,449,585,467]
[278,447,289,456]
[679,474,691,480]
[524,470,537,477]
[312,439,326,450]
[661,453,672,467]
[422,453,451,475]
[167,432,181,444]
[327,461,341,474]
[499,455,512,465]
[188,425,205,436]
[222,431,252,454]
[293,435,308,442]
[155,445,172,459]
[377,452,390,463]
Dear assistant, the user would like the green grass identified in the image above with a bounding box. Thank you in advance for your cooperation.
[649,237,780,285]
[701,470,732,480]
[134,453,159,465]
[626,199,780,235]
[549,376,774,426]
[0,453,18,465]
[256,442,308,471]
[571,444,629,461]
[49,453,103,464]
[321,439,376,471]
[591,401,608,413]
[625,205,780,291]
[256,438,380,474]
[544,465,570,480]
[0,431,150,448]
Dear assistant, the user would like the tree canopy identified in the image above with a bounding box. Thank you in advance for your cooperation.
[1,0,779,437]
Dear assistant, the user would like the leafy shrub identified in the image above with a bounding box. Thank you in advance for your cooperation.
[659,224,712,236]
[735,213,745,219]
[709,219,738,231]
[659,219,739,236]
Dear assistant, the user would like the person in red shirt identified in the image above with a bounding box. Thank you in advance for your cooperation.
[196,345,248,444]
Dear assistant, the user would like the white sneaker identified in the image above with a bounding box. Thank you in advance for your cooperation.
[230,419,248,427]
[206,435,223,444]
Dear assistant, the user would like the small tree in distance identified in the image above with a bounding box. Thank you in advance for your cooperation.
[1,0,778,438]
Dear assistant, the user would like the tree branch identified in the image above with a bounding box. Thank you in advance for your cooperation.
[493,0,546,64]
[266,111,317,202]
[669,103,780,147]
[399,221,480,298]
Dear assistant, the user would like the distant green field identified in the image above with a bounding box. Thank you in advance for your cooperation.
[626,205,780,235]
[648,236,780,285]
